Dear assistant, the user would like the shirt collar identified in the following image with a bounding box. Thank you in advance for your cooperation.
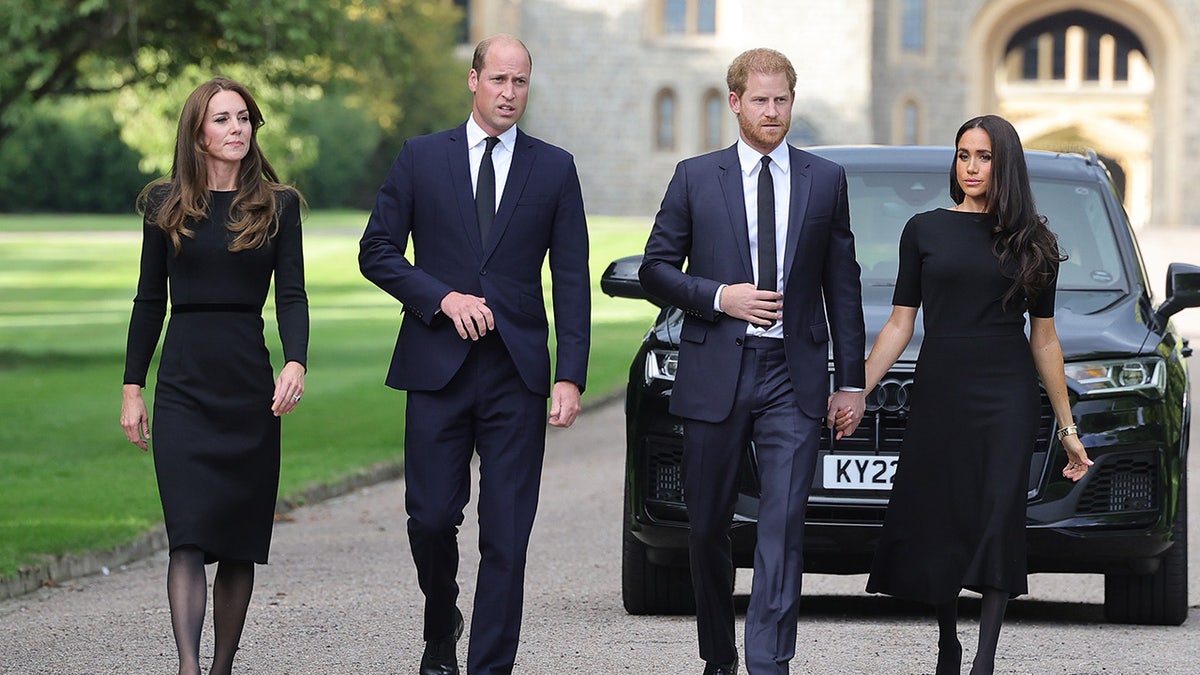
[737,138,790,176]
[466,116,518,151]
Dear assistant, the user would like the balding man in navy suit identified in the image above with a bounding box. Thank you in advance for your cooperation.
[360,34,590,675]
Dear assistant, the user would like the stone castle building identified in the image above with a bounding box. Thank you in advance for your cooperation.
[457,0,1199,228]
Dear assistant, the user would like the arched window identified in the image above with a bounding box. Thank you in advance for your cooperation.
[655,88,677,151]
[664,0,687,34]
[661,0,717,36]
[702,88,725,151]
[900,0,926,52]
[1005,10,1147,84]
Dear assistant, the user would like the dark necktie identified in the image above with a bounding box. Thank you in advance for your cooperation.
[757,156,776,292]
[476,136,500,243]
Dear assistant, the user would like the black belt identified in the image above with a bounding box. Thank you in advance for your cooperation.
[172,303,259,314]
[742,335,783,350]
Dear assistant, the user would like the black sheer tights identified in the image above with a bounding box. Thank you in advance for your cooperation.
[933,588,1009,675]
[166,547,256,675]
[970,588,1009,675]
[167,548,206,675]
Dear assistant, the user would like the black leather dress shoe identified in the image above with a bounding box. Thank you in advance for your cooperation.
[702,658,738,675]
[419,607,464,675]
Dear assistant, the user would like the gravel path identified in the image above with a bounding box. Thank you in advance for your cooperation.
[3,398,1200,674]
[3,228,1200,674]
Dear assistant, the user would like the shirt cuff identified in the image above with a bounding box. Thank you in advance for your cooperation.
[838,386,865,392]
[713,284,726,313]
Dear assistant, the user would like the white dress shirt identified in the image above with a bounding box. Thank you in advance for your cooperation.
[712,139,791,339]
[466,116,518,212]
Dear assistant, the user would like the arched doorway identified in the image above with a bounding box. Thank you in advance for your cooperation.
[967,0,1187,228]
[998,10,1151,226]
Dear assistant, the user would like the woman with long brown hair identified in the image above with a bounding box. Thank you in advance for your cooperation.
[119,77,308,674]
[846,115,1091,674]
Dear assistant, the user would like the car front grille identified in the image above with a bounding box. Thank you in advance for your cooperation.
[645,436,685,504]
[806,504,888,523]
[1075,451,1159,514]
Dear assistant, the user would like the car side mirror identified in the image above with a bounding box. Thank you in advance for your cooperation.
[600,255,668,307]
[1155,262,1200,323]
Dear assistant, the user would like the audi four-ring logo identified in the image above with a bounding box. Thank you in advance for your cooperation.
[866,378,913,413]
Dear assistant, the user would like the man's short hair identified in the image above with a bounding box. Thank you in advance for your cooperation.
[472,34,533,74]
[726,48,797,96]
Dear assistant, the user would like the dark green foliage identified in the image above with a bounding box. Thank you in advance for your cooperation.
[0,0,470,208]
[0,98,152,213]
[287,95,383,209]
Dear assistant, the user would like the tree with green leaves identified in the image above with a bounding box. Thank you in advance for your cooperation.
[0,0,469,175]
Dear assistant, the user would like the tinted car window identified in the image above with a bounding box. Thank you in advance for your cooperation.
[846,172,946,284]
[848,171,1127,293]
[1034,178,1126,291]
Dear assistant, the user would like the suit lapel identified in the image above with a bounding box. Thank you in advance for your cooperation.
[482,129,534,264]
[784,146,812,276]
[718,145,754,282]
[447,124,484,258]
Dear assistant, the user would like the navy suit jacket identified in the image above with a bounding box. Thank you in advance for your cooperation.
[639,143,865,422]
[359,124,590,397]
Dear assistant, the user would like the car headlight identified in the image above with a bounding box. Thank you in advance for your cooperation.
[645,349,678,384]
[1064,357,1166,398]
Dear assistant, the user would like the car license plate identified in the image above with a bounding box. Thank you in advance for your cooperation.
[822,455,898,490]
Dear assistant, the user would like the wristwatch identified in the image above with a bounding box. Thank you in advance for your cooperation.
[1056,423,1079,441]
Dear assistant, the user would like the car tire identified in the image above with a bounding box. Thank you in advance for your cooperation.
[622,495,697,615]
[1103,473,1188,626]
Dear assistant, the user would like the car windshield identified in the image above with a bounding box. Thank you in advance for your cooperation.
[848,171,1127,292]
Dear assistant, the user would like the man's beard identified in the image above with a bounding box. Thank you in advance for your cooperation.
[739,116,790,150]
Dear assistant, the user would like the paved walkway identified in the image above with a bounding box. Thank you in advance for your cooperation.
[1,227,1199,673]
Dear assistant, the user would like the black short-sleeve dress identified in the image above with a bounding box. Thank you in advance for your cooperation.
[865,208,1057,603]
[123,189,308,564]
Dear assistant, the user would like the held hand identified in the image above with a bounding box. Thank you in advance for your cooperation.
[272,361,307,417]
[440,291,495,340]
[720,283,782,326]
[120,385,151,451]
[548,381,582,428]
[826,390,866,440]
[830,405,853,435]
[1061,434,1092,482]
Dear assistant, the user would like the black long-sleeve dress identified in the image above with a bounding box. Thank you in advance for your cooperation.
[123,188,308,564]
[865,208,1057,603]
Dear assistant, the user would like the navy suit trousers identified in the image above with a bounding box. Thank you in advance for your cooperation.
[404,333,546,675]
[683,337,820,673]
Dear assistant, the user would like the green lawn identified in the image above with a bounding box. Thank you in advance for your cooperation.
[0,211,657,578]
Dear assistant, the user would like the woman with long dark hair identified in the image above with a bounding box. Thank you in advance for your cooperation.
[848,115,1091,674]
[119,77,308,674]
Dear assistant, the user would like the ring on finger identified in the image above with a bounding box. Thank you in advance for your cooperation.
[292,394,302,402]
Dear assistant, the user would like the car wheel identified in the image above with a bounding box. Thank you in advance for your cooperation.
[622,492,697,615]
[1103,473,1188,626]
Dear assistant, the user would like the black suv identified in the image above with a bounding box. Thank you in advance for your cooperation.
[602,146,1200,626]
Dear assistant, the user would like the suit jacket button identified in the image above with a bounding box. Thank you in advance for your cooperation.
[735,337,743,346]
[480,269,488,276]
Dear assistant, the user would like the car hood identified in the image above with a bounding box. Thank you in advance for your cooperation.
[651,284,1157,364]
[859,284,1155,364]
